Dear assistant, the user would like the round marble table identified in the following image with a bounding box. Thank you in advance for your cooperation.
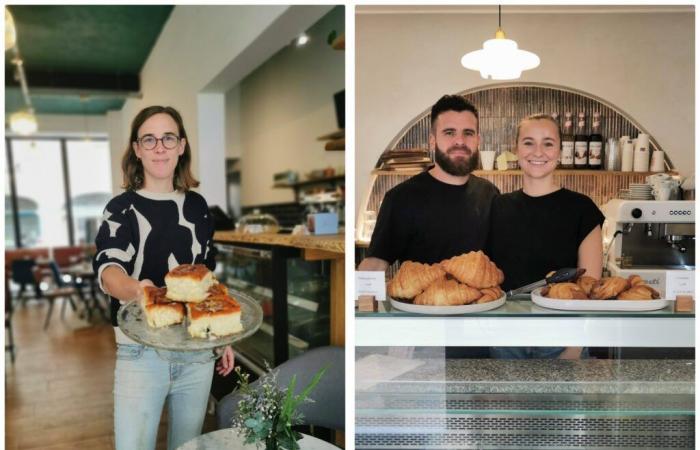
[176,429,340,450]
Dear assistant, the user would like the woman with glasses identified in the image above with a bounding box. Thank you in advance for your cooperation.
[92,106,235,450]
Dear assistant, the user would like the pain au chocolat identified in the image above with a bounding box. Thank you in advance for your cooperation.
[165,264,217,302]
[441,251,504,289]
[142,286,186,328]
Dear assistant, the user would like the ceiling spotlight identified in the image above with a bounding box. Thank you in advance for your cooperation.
[295,33,310,47]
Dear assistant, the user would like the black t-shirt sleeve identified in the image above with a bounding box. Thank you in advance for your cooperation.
[367,189,403,264]
[576,195,605,245]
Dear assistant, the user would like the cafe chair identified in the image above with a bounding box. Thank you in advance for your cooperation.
[40,261,79,330]
[5,277,15,363]
[10,259,42,306]
[216,346,345,432]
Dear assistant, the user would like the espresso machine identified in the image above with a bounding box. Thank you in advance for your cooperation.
[602,199,695,298]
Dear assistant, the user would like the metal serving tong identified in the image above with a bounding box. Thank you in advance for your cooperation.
[506,268,586,297]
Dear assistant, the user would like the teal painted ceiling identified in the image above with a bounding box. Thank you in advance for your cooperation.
[5,5,173,115]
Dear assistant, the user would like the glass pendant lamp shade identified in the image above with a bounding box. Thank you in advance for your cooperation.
[461,31,540,80]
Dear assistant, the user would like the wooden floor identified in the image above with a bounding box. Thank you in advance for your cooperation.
[5,297,217,450]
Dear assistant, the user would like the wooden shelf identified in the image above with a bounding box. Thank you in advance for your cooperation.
[318,129,345,151]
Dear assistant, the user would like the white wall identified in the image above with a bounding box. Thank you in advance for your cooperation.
[111,5,290,196]
[356,6,694,214]
[232,6,345,206]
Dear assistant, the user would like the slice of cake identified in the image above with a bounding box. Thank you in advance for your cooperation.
[164,264,216,302]
[142,286,186,328]
[187,293,242,338]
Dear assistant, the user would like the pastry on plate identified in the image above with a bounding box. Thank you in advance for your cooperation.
[576,276,599,296]
[590,277,628,300]
[441,251,504,289]
[414,278,481,306]
[617,275,661,300]
[141,286,186,328]
[387,261,445,299]
[165,264,217,302]
[187,293,242,338]
[543,282,588,300]
[476,286,504,304]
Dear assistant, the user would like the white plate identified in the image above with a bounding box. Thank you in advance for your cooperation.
[389,294,506,315]
[530,287,671,312]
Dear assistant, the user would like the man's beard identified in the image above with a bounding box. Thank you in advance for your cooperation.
[434,143,479,176]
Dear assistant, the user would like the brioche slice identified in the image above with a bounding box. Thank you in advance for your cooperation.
[187,293,242,338]
[165,264,216,302]
[141,286,186,328]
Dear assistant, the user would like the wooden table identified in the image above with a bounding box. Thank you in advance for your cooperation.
[177,429,340,450]
[63,263,108,322]
[214,232,345,347]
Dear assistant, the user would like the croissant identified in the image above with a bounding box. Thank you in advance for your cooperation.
[617,282,660,300]
[441,251,504,288]
[414,278,482,306]
[590,277,629,300]
[387,261,445,299]
[576,276,599,296]
[476,286,504,304]
[628,275,646,287]
[545,282,588,300]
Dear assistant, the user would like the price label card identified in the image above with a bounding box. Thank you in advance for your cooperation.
[355,271,386,301]
[666,271,695,299]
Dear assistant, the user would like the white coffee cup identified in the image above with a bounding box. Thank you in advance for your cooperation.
[650,150,665,172]
[652,186,672,201]
[480,150,496,170]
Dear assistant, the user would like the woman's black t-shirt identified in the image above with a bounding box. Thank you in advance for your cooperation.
[487,188,604,291]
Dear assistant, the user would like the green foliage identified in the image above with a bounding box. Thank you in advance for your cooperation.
[232,364,328,449]
[327,30,338,46]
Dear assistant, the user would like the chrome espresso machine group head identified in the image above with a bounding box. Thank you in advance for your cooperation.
[602,199,695,298]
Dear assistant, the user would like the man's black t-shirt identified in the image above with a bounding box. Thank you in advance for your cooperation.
[368,171,499,265]
[487,188,605,291]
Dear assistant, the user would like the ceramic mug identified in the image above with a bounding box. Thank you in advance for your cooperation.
[480,150,496,170]
[652,186,672,201]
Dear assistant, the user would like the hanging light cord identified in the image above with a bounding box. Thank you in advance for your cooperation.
[498,5,501,29]
[10,45,33,111]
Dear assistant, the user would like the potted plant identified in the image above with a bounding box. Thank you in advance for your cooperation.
[232,365,327,450]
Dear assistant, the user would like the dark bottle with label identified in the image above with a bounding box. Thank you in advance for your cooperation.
[550,112,561,168]
[574,112,589,169]
[560,112,575,169]
[588,112,603,170]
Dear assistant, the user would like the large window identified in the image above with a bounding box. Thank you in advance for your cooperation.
[5,137,112,249]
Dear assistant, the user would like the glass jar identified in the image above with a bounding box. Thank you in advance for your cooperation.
[237,209,280,234]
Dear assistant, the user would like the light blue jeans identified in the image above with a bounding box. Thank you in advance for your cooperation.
[114,344,215,450]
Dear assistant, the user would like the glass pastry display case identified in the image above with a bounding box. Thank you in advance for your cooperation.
[214,242,330,373]
[355,347,694,449]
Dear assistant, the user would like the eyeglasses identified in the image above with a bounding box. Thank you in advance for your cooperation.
[137,134,181,150]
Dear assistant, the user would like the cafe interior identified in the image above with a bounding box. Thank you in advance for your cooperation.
[354,5,694,450]
[5,5,345,449]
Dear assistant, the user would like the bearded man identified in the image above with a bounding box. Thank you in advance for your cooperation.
[358,95,500,270]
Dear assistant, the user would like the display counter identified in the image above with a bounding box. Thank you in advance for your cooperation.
[355,353,694,449]
[214,232,344,370]
[355,297,694,348]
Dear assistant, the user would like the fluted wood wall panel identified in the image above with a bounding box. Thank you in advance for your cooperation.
[389,83,664,157]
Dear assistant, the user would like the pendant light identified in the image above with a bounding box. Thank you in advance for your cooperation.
[461,6,540,80]
[5,7,16,51]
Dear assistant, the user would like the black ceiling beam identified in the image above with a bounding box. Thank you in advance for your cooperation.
[5,68,140,92]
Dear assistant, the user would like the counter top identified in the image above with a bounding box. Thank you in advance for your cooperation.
[214,231,344,254]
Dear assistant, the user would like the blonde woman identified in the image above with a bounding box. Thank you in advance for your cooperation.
[487,113,604,359]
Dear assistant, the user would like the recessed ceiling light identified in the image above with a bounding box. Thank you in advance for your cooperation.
[296,33,309,47]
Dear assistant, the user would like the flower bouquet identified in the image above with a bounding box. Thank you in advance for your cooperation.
[232,364,327,450]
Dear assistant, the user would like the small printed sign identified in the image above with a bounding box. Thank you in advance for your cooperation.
[666,271,695,299]
[355,271,386,301]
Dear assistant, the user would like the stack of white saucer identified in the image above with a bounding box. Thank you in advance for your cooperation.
[628,183,653,200]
